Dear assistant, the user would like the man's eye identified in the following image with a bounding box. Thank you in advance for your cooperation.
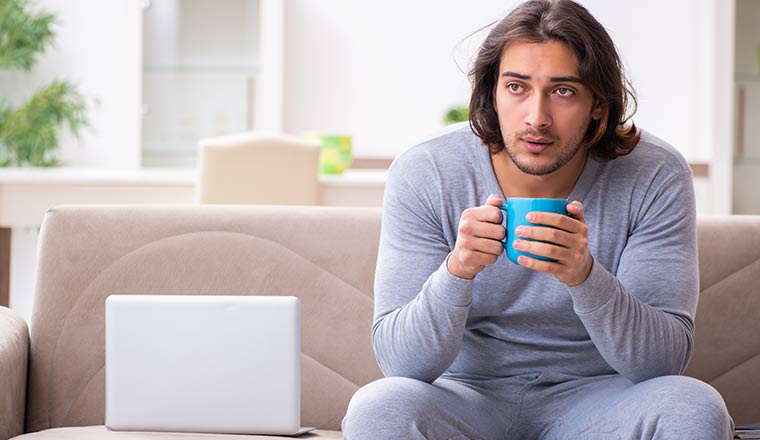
[507,83,524,93]
[556,87,574,96]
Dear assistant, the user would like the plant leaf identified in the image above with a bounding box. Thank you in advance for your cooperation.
[0,80,88,166]
[0,0,56,70]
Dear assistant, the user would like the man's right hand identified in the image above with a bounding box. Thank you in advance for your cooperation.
[447,194,506,279]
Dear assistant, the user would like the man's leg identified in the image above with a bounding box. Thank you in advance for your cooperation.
[342,375,515,440]
[527,374,733,440]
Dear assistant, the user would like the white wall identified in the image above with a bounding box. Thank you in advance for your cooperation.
[283,0,715,163]
[0,0,142,168]
[696,0,733,216]
[589,0,711,162]
[9,228,38,325]
[283,0,506,157]
[254,0,285,132]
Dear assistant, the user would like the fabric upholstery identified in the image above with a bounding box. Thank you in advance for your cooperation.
[25,205,383,434]
[684,215,760,425]
[196,132,322,205]
[0,307,28,440]
[13,207,760,439]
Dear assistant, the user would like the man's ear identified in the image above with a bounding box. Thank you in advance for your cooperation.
[591,99,606,120]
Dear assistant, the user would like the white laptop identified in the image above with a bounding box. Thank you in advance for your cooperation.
[105,294,314,436]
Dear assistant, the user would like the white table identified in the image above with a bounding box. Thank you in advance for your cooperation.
[0,167,387,307]
[0,168,387,227]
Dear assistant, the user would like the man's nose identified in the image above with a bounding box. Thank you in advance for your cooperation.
[524,94,552,129]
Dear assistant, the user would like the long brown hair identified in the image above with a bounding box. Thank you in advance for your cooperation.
[469,0,639,160]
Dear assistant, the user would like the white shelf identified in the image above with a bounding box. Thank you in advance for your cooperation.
[0,167,387,227]
[143,65,258,74]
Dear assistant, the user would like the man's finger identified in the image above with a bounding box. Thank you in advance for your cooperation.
[527,211,577,232]
[473,222,507,242]
[567,201,585,222]
[472,194,504,224]
[485,194,503,207]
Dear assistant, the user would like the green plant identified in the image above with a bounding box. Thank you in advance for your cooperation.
[443,105,469,125]
[0,0,88,167]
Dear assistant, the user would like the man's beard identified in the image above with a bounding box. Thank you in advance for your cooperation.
[503,128,585,176]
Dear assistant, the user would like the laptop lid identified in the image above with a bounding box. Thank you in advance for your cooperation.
[105,294,310,435]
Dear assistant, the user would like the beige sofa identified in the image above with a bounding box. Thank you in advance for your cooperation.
[0,205,758,439]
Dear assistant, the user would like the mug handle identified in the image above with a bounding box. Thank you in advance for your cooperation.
[498,205,508,245]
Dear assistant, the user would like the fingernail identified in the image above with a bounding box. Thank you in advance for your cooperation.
[526,213,535,222]
[515,226,526,236]
[513,240,523,250]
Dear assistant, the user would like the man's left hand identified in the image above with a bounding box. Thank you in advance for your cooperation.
[512,200,593,287]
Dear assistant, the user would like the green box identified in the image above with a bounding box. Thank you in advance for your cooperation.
[303,133,352,175]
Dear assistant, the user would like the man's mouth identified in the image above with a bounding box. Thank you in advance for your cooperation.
[522,137,553,154]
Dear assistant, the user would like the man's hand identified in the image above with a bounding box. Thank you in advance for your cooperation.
[447,194,506,279]
[512,200,593,286]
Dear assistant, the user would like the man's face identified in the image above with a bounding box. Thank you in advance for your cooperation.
[494,40,600,176]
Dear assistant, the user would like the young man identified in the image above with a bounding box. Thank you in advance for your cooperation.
[343,1,733,439]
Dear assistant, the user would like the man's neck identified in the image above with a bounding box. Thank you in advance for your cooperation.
[491,149,589,199]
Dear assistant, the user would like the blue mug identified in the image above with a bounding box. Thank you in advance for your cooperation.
[499,198,568,265]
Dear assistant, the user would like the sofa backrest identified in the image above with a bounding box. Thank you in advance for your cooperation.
[26,205,384,432]
[26,207,760,432]
[684,215,760,425]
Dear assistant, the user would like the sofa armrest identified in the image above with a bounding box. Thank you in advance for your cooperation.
[0,307,29,440]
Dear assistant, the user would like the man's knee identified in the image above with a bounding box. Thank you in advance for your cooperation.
[646,376,728,416]
[342,376,433,438]
[640,375,733,437]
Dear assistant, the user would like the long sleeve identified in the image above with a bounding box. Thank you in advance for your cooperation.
[567,169,699,383]
[371,153,473,383]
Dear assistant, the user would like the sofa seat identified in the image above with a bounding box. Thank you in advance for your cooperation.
[14,426,342,439]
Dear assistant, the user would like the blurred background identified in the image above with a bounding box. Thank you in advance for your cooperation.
[0,0,758,322]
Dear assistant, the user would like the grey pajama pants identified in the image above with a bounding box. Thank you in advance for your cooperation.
[342,373,733,439]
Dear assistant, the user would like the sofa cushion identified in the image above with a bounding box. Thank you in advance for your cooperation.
[13,426,341,439]
[26,205,384,432]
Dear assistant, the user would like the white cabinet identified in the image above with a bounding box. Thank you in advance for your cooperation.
[140,0,283,168]
[733,0,760,214]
